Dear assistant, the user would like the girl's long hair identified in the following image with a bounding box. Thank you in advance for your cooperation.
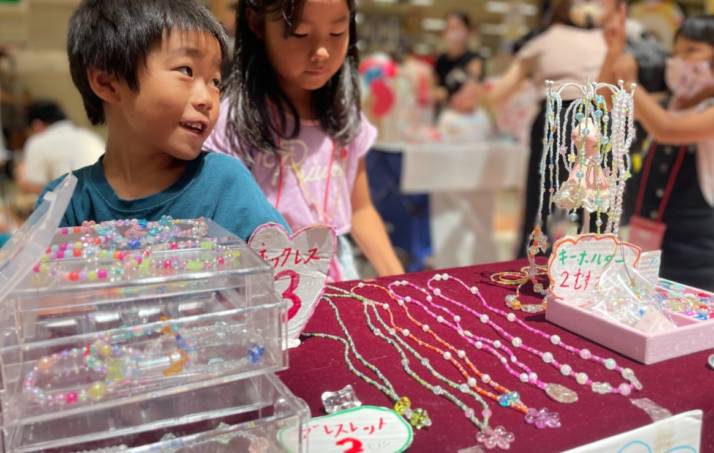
[222,0,361,164]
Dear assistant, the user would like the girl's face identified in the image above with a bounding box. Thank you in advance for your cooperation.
[673,36,714,65]
[263,0,350,94]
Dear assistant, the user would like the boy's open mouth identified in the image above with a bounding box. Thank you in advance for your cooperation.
[179,121,207,135]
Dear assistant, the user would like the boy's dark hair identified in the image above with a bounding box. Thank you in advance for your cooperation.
[26,100,67,126]
[675,15,714,48]
[222,0,361,162]
[67,0,228,125]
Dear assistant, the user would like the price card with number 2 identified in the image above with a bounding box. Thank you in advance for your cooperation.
[548,234,642,306]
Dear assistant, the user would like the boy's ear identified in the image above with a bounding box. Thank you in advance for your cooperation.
[87,68,122,104]
[246,8,265,39]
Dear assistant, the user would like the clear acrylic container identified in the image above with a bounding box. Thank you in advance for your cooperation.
[2,373,309,452]
[0,178,292,452]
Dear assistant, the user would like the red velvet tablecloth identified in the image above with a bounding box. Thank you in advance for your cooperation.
[279,260,713,452]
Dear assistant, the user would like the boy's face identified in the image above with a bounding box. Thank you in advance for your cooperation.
[116,30,222,160]
[263,0,350,94]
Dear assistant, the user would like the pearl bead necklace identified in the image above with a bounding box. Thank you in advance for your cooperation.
[430,273,643,397]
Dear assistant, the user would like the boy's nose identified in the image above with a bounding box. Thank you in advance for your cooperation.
[192,82,213,114]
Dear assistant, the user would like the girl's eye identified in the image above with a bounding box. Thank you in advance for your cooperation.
[330,31,346,37]
[292,32,309,38]
[177,66,193,77]
[212,78,221,88]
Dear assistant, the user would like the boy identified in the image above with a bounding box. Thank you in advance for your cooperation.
[40,0,288,240]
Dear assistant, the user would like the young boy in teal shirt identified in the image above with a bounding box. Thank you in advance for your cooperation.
[40,0,288,240]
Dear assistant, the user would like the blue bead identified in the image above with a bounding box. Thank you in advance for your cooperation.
[248,345,265,364]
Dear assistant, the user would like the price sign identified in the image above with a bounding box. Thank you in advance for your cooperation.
[249,223,335,346]
[279,406,413,453]
[548,234,642,305]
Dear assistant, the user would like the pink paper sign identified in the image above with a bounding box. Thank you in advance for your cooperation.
[548,234,642,305]
[249,223,335,345]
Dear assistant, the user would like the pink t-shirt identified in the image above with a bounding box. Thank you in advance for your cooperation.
[205,101,377,235]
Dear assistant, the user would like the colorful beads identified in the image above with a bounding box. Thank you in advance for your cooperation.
[88,382,107,401]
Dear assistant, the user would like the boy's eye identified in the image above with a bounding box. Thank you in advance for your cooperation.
[177,66,193,77]
[212,78,221,88]
[292,31,309,38]
[330,31,346,37]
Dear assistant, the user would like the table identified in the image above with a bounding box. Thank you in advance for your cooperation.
[280,260,713,452]
[376,140,529,267]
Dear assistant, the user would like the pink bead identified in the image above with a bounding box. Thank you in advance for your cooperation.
[97,269,108,280]
[59,243,68,251]
[65,392,78,404]
[163,260,172,270]
[60,228,69,236]
[56,251,65,259]
[33,264,40,273]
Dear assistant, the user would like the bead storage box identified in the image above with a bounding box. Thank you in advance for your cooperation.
[11,374,309,452]
[0,176,307,452]
[546,279,714,365]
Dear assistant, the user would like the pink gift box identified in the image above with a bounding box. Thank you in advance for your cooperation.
[546,290,714,365]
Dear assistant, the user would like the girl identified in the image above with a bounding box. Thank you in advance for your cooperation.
[603,14,714,290]
[205,0,404,281]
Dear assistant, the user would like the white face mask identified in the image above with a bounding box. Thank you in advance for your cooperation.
[569,1,604,29]
[665,57,714,98]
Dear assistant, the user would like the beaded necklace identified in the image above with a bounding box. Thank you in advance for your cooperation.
[321,290,501,436]
[384,279,578,404]
[351,282,563,429]
[303,297,432,430]
[429,273,643,397]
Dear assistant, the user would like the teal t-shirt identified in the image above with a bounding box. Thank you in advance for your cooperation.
[39,152,289,241]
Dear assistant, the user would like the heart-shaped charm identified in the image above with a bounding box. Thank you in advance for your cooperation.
[249,223,335,347]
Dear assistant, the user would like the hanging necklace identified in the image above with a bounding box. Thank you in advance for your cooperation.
[428,273,643,398]
[303,297,432,430]
[351,282,562,429]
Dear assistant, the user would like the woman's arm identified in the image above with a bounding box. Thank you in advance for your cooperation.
[482,59,528,107]
[350,159,405,277]
[633,86,714,144]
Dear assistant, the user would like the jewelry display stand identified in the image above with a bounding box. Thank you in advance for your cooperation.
[0,175,309,452]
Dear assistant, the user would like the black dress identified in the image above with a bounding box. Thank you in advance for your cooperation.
[637,143,714,291]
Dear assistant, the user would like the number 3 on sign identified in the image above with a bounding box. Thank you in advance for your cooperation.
[274,269,302,320]
[336,438,365,453]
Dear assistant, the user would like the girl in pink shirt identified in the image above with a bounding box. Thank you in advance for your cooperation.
[205,0,404,281]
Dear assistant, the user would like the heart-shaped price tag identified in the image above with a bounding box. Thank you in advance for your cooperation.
[279,406,413,453]
[548,233,642,306]
[249,223,335,347]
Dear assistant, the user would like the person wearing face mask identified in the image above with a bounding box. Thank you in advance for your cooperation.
[481,0,609,257]
[433,11,485,117]
[602,14,714,290]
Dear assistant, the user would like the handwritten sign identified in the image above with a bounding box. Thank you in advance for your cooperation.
[279,406,413,453]
[249,223,335,346]
[637,250,662,287]
[548,234,642,305]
